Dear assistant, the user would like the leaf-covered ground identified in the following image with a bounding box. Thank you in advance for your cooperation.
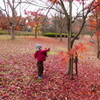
[0,35,100,100]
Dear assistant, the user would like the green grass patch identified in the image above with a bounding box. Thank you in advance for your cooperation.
[82,33,93,35]
[16,32,34,36]
[57,47,67,51]
[48,51,57,55]
[0,71,7,75]
[34,79,40,83]
[0,35,11,39]
[21,49,35,53]
[0,30,36,36]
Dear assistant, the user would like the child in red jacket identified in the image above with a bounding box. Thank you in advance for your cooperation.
[34,44,50,79]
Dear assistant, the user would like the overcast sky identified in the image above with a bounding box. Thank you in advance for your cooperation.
[0,0,92,17]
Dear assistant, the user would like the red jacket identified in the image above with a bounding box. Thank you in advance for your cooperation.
[34,49,50,61]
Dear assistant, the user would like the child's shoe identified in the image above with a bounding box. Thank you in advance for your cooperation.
[38,76,42,79]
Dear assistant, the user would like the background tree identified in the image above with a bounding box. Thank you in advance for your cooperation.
[41,16,51,34]
[0,0,23,39]
[24,10,45,38]
[87,0,100,59]
[0,10,9,31]
[52,13,67,41]
[94,0,100,59]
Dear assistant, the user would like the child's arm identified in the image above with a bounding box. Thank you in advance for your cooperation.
[41,48,50,53]
[34,51,38,58]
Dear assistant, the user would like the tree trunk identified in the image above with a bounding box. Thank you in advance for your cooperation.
[55,34,58,39]
[60,29,63,42]
[11,26,15,40]
[10,7,16,40]
[34,27,38,38]
[67,0,74,79]
[35,31,37,38]
[96,13,100,59]
[75,56,78,75]
[60,33,62,42]
[67,57,74,79]
[97,51,100,59]
[97,36,100,59]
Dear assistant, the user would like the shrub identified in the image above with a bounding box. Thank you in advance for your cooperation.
[43,33,67,37]
[0,30,35,36]
[0,30,8,35]
[43,33,76,38]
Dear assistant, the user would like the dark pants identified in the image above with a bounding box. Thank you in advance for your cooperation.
[37,61,44,77]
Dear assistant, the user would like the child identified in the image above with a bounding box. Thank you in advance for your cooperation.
[34,44,50,79]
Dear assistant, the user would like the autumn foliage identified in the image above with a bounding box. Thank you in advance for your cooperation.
[24,10,45,35]
[59,42,94,64]
[0,36,100,100]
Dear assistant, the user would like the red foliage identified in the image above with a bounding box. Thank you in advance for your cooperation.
[0,36,100,100]
[49,0,59,4]
[95,30,100,36]
[0,17,9,30]
[24,10,44,30]
[59,41,94,64]
[87,0,100,30]
[93,0,100,12]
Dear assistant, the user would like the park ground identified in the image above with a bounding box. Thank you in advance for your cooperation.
[0,35,100,100]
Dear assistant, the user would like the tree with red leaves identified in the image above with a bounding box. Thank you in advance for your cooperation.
[0,0,23,39]
[0,11,9,30]
[46,0,100,79]
[24,10,46,38]
[87,0,100,59]
[93,0,100,59]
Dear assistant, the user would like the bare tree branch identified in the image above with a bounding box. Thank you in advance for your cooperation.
[71,0,100,45]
